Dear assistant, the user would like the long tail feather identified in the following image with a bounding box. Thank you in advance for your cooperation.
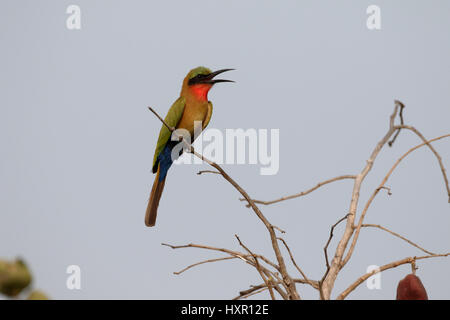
[145,165,166,227]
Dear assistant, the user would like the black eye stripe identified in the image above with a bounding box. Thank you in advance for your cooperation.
[188,73,208,85]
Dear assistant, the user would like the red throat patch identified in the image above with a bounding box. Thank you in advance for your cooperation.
[190,84,212,101]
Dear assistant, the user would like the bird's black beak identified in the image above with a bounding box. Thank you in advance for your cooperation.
[189,69,235,85]
[205,68,235,84]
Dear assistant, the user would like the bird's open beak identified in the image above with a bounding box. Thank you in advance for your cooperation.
[202,69,235,84]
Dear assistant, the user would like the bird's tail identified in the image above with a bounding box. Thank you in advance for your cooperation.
[145,165,166,227]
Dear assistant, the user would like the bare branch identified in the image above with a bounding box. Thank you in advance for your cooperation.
[323,214,350,271]
[162,242,250,263]
[173,256,237,275]
[272,225,286,234]
[233,278,320,300]
[411,260,418,274]
[148,106,175,132]
[240,175,356,207]
[396,124,450,202]
[337,252,450,300]
[379,186,392,196]
[277,237,315,289]
[388,100,405,147]
[234,286,269,300]
[319,213,350,299]
[235,235,276,300]
[321,102,401,299]
[343,133,450,267]
[161,242,277,270]
[234,284,269,300]
[197,170,221,175]
[361,224,436,255]
[162,241,288,299]
[194,157,299,298]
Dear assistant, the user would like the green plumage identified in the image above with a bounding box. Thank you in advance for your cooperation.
[203,102,213,129]
[189,66,212,78]
[152,96,185,173]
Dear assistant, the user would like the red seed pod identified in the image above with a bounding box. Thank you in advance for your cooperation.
[396,274,428,300]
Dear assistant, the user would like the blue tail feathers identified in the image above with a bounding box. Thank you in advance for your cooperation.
[157,140,183,181]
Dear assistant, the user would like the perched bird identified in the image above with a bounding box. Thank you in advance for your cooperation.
[145,67,234,227]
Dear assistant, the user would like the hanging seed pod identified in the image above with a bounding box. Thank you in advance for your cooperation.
[396,274,428,300]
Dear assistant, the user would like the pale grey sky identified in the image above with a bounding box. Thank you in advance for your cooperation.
[1,1,449,299]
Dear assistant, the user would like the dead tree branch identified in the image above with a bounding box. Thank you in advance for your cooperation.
[321,100,450,299]
[319,213,350,299]
[233,278,320,300]
[161,242,277,270]
[395,124,450,202]
[172,256,237,275]
[337,252,450,300]
[162,242,289,299]
[342,133,450,268]
[235,235,276,300]
[360,224,436,255]
[387,100,405,147]
[240,175,356,207]
[276,237,315,289]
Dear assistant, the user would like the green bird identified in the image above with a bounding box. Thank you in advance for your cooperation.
[145,67,234,227]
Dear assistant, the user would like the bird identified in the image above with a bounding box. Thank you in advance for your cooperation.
[145,66,234,227]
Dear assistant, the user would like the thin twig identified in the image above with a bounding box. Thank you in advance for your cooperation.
[197,170,221,175]
[388,100,405,147]
[233,278,320,300]
[361,224,436,255]
[240,175,356,207]
[379,186,392,196]
[161,242,278,270]
[162,242,249,262]
[272,225,286,234]
[235,235,276,300]
[173,256,237,275]
[235,287,269,300]
[162,242,288,299]
[277,237,314,288]
[148,106,175,131]
[319,213,350,299]
[411,259,418,274]
[323,214,351,271]
[396,124,450,202]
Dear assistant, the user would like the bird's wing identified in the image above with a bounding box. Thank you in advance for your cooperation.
[152,97,186,173]
[202,101,213,130]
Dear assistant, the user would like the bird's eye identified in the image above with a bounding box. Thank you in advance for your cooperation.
[188,73,207,85]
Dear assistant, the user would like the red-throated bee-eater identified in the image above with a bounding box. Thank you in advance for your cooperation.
[145,67,234,227]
